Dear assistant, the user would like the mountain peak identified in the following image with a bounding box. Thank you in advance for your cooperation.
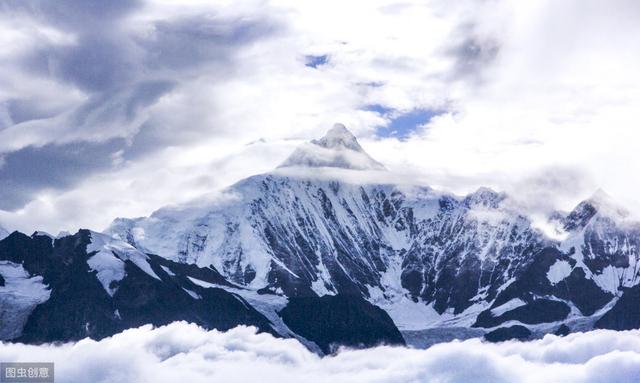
[312,123,361,151]
[278,123,386,170]
[563,189,629,231]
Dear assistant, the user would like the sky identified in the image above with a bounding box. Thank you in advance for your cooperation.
[2,322,640,383]
[1,0,640,233]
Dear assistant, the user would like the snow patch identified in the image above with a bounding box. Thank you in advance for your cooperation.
[160,265,176,277]
[87,250,126,297]
[87,231,161,296]
[187,276,217,288]
[185,276,318,349]
[310,251,336,296]
[182,288,201,300]
[547,260,572,285]
[0,261,51,340]
[490,298,526,317]
[376,295,446,330]
[592,265,626,295]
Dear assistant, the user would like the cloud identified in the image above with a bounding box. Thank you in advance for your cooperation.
[0,0,282,226]
[0,139,126,210]
[1,322,640,383]
[1,0,640,232]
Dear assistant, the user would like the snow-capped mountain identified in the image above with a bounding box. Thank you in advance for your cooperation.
[104,125,640,340]
[3,124,640,349]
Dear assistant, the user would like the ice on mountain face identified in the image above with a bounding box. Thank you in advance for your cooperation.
[87,247,126,297]
[547,260,572,285]
[558,193,640,296]
[129,174,536,320]
[592,266,624,295]
[490,298,526,317]
[279,123,386,170]
[0,261,51,340]
[367,288,450,331]
[105,169,548,325]
[87,231,161,296]
[182,288,201,300]
[107,173,438,294]
[186,275,312,346]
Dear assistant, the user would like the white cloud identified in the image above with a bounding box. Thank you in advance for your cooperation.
[1,0,640,232]
[1,322,640,383]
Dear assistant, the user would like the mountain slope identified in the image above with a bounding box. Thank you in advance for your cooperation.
[0,230,276,343]
[3,125,640,349]
[0,229,404,352]
[106,125,640,339]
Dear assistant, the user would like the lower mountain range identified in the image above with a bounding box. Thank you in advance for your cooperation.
[2,125,639,353]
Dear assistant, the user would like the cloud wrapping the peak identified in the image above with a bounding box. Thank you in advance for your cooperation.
[1,322,640,383]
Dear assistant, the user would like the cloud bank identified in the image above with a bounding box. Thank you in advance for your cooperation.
[1,322,640,383]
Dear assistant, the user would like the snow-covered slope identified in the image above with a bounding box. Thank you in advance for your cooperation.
[105,124,640,336]
[87,231,161,296]
[0,261,50,339]
[558,193,640,296]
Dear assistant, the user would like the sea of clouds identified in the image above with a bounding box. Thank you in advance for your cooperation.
[1,322,640,383]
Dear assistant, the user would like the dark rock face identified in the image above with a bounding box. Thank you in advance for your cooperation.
[484,325,532,342]
[279,295,405,354]
[553,267,613,316]
[396,189,546,316]
[595,284,640,330]
[470,241,618,330]
[563,201,598,231]
[555,324,571,336]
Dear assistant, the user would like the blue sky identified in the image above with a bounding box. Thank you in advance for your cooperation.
[305,55,328,68]
[370,106,442,139]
